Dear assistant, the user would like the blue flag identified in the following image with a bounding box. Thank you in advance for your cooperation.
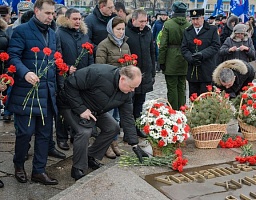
[230,0,250,22]
[0,0,9,5]
[212,4,217,16]
[212,0,225,17]
[216,0,225,15]
[55,0,64,4]
[251,5,255,17]
[11,0,20,14]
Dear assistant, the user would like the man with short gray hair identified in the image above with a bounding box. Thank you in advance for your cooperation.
[212,59,255,98]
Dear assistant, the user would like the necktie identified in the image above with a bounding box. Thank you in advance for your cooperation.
[197,28,200,33]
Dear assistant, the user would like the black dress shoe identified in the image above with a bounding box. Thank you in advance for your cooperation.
[0,180,4,188]
[15,166,27,183]
[57,141,70,150]
[48,148,66,159]
[71,166,85,181]
[88,156,104,170]
[31,173,58,185]
[3,115,11,122]
[136,129,148,138]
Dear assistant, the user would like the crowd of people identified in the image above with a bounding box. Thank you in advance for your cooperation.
[0,0,256,188]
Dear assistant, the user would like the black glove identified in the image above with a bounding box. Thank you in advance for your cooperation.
[132,145,149,163]
[193,59,202,66]
[160,64,166,71]
[192,52,203,61]
[152,77,155,85]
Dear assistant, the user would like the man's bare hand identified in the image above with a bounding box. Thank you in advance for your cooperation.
[25,72,40,86]
[80,109,97,121]
[0,82,7,92]
[69,66,77,75]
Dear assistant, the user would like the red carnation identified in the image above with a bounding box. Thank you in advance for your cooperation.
[143,125,150,134]
[156,118,164,126]
[161,129,168,137]
[43,47,52,56]
[54,51,62,59]
[0,52,9,61]
[242,93,248,99]
[31,47,40,53]
[158,140,165,147]
[7,65,16,73]
[172,125,179,133]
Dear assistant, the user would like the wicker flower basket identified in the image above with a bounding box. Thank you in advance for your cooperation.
[189,92,228,149]
[237,87,256,141]
[238,118,256,141]
[191,124,227,148]
[151,144,164,157]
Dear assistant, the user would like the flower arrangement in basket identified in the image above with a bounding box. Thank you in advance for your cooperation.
[235,144,256,165]
[184,86,234,148]
[136,99,190,157]
[233,83,256,141]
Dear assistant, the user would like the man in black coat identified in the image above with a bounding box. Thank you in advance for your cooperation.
[125,9,155,139]
[181,8,220,96]
[61,64,148,180]
[85,0,116,52]
[55,8,94,150]
[212,59,255,98]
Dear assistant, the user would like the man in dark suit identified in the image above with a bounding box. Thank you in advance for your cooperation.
[7,0,58,185]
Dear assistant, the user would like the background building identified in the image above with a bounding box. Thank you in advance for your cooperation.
[66,0,256,18]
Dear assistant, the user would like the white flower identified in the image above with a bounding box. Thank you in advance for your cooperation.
[137,100,190,145]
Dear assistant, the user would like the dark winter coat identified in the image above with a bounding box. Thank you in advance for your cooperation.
[212,59,255,97]
[85,5,116,47]
[220,32,255,62]
[55,16,94,108]
[95,34,130,66]
[64,64,139,145]
[220,15,239,44]
[152,19,165,41]
[181,21,220,82]
[7,19,58,116]
[158,15,190,75]
[56,15,94,70]
[125,20,155,94]
[0,18,8,75]
[0,18,8,54]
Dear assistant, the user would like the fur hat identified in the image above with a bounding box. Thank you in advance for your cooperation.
[17,1,34,12]
[172,2,187,14]
[0,5,9,15]
[233,24,247,34]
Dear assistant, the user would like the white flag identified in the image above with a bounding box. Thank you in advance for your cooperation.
[202,0,208,9]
